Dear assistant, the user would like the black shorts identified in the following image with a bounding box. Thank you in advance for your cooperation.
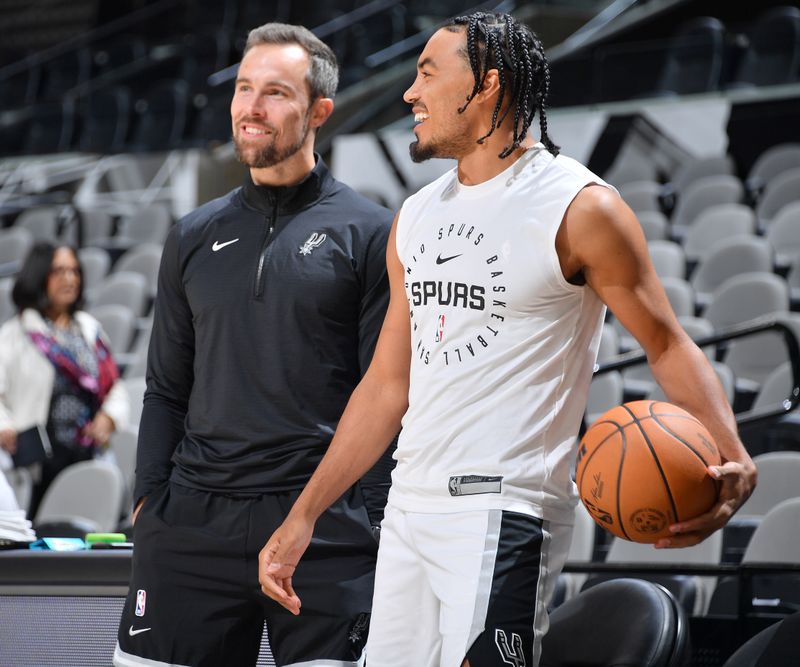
[114,481,377,666]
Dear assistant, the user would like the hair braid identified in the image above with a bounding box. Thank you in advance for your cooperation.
[445,11,560,158]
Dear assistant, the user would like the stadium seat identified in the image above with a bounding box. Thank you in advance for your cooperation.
[723,313,800,392]
[669,154,735,196]
[746,143,800,198]
[89,303,138,356]
[682,204,756,264]
[109,426,138,511]
[77,246,111,295]
[113,243,163,298]
[34,460,125,533]
[15,206,61,242]
[22,99,76,155]
[128,79,190,153]
[0,227,34,277]
[670,174,744,239]
[88,271,149,317]
[78,86,132,154]
[702,272,789,330]
[653,16,726,97]
[542,578,690,666]
[728,6,800,89]
[111,204,173,250]
[637,210,669,241]
[590,530,723,616]
[708,498,800,618]
[585,371,624,425]
[0,278,14,325]
[722,611,800,667]
[691,236,774,308]
[739,452,800,519]
[661,276,696,318]
[648,240,686,280]
[766,201,800,268]
[597,324,620,362]
[620,180,664,214]
[122,376,147,430]
[755,166,800,228]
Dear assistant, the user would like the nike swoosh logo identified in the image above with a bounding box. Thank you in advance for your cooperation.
[212,238,240,252]
[436,253,462,265]
[129,626,152,636]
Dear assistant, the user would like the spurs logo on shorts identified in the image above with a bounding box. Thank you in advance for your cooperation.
[299,232,327,255]
[495,629,526,667]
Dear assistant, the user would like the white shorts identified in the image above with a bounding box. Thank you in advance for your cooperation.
[366,505,573,667]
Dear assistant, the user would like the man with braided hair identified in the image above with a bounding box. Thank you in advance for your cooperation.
[260,11,755,666]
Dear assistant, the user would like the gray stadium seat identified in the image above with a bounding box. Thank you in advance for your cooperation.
[15,207,61,242]
[703,272,789,331]
[88,271,149,317]
[619,180,663,214]
[585,371,624,425]
[670,154,735,195]
[747,142,800,195]
[77,246,111,295]
[648,240,686,280]
[113,243,163,298]
[34,460,125,533]
[637,210,669,241]
[683,204,756,263]
[690,236,774,307]
[766,201,800,267]
[671,174,744,238]
[88,303,138,356]
[0,278,14,325]
[661,276,695,318]
[739,452,800,520]
[111,204,173,250]
[756,166,800,228]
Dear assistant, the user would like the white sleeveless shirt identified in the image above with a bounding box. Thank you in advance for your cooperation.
[390,145,612,523]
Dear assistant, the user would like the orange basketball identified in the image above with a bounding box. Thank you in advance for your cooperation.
[576,400,721,543]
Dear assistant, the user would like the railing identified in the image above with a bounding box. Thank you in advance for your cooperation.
[594,316,800,428]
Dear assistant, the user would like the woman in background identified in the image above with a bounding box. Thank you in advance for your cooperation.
[0,242,128,518]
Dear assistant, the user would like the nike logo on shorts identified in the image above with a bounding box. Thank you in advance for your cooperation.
[436,253,462,265]
[212,238,239,252]
[129,626,152,636]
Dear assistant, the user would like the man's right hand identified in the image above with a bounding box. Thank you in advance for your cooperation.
[0,429,16,455]
[258,516,315,615]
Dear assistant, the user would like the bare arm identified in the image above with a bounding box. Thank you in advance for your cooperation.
[558,186,757,547]
[258,213,411,613]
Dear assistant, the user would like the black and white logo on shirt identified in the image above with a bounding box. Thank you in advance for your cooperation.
[299,232,327,255]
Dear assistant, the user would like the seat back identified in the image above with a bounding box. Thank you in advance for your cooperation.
[740,456,800,520]
[733,6,800,87]
[541,578,690,667]
[88,271,149,317]
[34,460,125,533]
[656,16,725,96]
[756,166,800,225]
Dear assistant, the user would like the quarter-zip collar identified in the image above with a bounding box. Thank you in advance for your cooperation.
[241,154,334,215]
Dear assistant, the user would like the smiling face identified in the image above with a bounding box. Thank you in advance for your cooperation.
[46,247,81,317]
[231,43,317,169]
[403,27,478,163]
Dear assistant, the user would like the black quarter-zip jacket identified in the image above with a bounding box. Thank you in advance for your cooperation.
[134,157,394,502]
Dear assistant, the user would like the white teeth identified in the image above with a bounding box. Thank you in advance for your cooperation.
[414,112,429,123]
[244,126,266,135]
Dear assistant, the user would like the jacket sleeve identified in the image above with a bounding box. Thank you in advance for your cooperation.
[133,224,195,504]
[357,210,393,376]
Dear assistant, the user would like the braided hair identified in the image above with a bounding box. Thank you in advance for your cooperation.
[445,12,559,158]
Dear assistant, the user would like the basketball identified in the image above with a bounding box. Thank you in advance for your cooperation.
[576,400,721,543]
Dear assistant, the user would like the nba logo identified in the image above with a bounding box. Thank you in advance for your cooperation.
[435,314,446,343]
[135,589,147,617]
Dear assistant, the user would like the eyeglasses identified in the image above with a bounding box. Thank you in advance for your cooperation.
[49,267,81,278]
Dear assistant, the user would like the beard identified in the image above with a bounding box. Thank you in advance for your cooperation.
[234,113,311,169]
[409,117,474,163]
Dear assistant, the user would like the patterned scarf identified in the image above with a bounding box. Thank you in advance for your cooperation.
[28,328,119,448]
